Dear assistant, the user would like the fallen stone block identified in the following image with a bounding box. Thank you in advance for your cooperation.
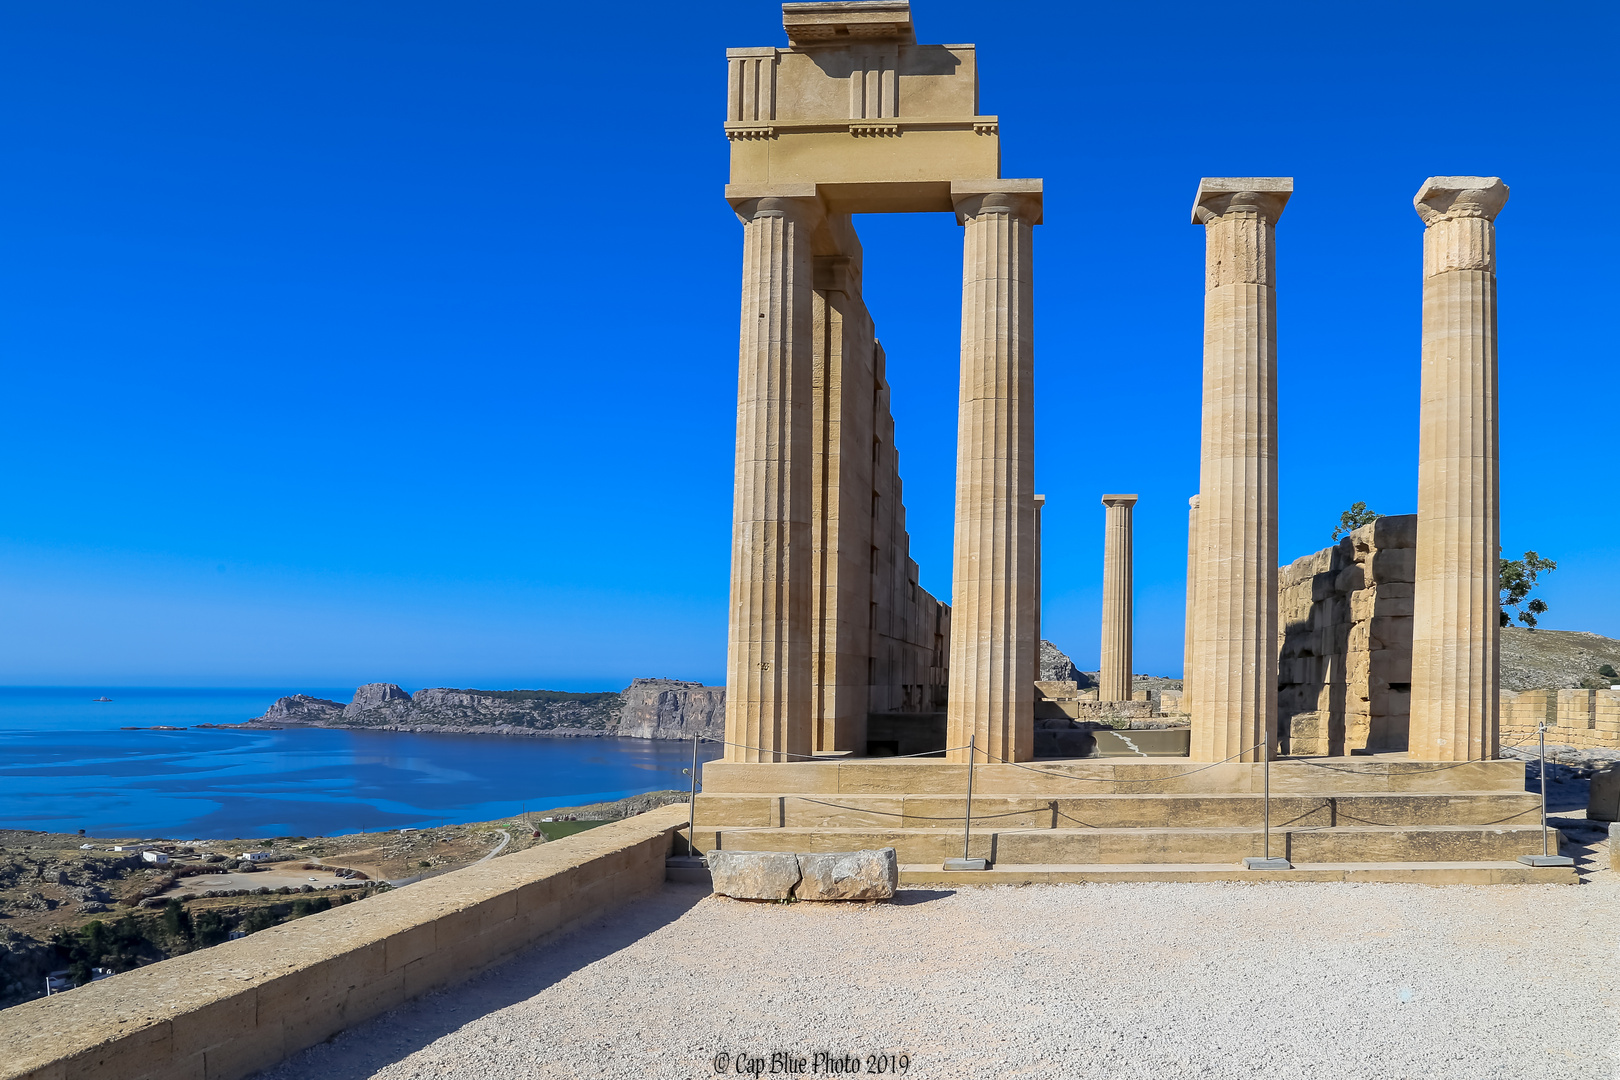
[707,850,801,900]
[1588,764,1620,822]
[795,848,898,901]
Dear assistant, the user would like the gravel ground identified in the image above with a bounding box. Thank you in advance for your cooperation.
[266,833,1616,1080]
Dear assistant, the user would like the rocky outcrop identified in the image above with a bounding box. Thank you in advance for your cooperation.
[1040,640,1085,685]
[258,694,346,726]
[616,679,725,741]
[247,680,722,742]
[1501,628,1620,692]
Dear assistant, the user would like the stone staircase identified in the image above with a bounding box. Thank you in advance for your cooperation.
[693,757,1576,884]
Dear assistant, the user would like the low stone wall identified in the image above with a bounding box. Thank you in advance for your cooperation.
[1,804,690,1080]
[1502,688,1620,750]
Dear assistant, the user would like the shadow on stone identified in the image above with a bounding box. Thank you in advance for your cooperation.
[266,884,711,1080]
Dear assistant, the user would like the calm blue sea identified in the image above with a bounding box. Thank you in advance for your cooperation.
[0,688,718,840]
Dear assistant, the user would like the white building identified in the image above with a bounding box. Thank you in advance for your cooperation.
[141,850,169,865]
[239,851,274,863]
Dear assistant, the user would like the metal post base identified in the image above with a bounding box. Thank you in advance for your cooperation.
[1516,854,1574,867]
[943,858,988,871]
[1242,857,1293,870]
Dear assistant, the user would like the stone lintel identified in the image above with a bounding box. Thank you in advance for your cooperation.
[1414,176,1508,226]
[783,2,916,46]
[951,178,1043,225]
[1192,176,1293,224]
[1101,493,1138,507]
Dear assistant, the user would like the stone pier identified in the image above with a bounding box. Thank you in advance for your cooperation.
[1187,178,1290,762]
[1409,176,1508,761]
[946,184,1042,764]
[1099,494,1138,702]
[1183,494,1199,702]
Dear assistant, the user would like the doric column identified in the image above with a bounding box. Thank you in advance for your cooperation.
[1033,493,1045,686]
[947,186,1041,764]
[1188,178,1290,762]
[1409,176,1508,761]
[1099,494,1138,702]
[1183,494,1200,703]
[724,195,822,762]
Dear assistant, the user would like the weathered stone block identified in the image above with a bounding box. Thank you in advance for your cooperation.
[794,848,898,901]
[1371,548,1415,583]
[707,850,802,900]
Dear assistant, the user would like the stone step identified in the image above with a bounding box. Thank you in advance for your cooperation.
[700,757,1528,797]
[703,824,1561,866]
[695,791,1543,831]
[896,861,1579,885]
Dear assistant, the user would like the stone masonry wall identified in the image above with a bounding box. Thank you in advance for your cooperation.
[1277,515,1416,755]
[1501,688,1620,751]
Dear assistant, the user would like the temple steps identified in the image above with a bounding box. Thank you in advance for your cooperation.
[896,861,1579,885]
[703,824,1561,866]
[694,791,1543,831]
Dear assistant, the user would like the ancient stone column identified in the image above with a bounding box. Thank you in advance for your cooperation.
[1099,495,1138,702]
[1033,493,1045,686]
[724,195,821,763]
[1183,494,1200,703]
[947,188,1041,764]
[1188,178,1290,762]
[1409,176,1509,761]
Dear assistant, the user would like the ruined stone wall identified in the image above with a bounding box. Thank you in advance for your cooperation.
[1501,688,1620,750]
[1277,515,1415,755]
[809,219,949,754]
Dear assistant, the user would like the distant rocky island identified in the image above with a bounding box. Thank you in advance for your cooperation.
[242,679,725,742]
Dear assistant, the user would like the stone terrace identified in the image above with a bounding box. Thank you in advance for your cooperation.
[266,847,1615,1080]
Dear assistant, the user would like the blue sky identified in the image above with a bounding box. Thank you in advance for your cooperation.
[2,1,1615,689]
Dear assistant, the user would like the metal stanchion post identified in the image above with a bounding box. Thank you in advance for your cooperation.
[666,735,711,882]
[944,735,988,871]
[1518,721,1574,868]
[1243,735,1292,870]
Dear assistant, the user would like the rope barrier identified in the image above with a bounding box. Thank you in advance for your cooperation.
[694,735,974,761]
[983,741,1265,782]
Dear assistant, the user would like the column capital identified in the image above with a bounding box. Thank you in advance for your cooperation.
[1101,493,1139,508]
[728,186,827,228]
[1033,493,1046,507]
[1189,494,1200,511]
[1414,176,1508,226]
[951,179,1043,226]
[1191,177,1292,225]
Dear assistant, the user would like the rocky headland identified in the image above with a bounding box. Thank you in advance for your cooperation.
[244,678,725,742]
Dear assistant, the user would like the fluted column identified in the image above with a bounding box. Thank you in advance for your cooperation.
[1183,494,1199,702]
[947,188,1041,764]
[1032,493,1045,686]
[1188,178,1290,762]
[1099,494,1138,702]
[724,195,821,762]
[1409,176,1508,761]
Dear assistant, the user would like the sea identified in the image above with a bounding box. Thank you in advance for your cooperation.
[0,687,721,841]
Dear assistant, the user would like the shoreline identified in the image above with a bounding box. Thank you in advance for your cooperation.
[216,721,617,738]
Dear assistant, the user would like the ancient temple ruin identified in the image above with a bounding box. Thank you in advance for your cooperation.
[704,1,1563,884]
[722,0,1039,765]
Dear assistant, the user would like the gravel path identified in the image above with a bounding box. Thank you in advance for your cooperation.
[265,837,1616,1080]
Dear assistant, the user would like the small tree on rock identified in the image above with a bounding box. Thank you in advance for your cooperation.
[1499,551,1556,629]
[1332,501,1381,541]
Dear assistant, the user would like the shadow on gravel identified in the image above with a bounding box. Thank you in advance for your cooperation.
[892,889,955,906]
[271,883,711,1080]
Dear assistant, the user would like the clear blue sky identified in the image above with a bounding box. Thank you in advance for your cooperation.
[2,1,1615,689]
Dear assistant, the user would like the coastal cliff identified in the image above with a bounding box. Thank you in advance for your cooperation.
[247,679,725,742]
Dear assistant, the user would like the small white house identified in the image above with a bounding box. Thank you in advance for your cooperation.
[240,851,274,863]
[141,850,169,865]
